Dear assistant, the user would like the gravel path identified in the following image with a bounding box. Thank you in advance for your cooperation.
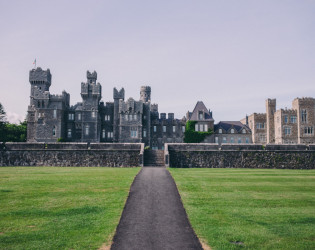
[111,167,203,250]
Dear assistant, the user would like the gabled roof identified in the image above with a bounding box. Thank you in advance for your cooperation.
[189,101,213,121]
[214,121,251,133]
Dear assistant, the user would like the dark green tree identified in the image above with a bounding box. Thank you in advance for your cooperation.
[0,102,6,142]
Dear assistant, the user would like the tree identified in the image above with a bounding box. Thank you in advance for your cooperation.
[0,102,5,123]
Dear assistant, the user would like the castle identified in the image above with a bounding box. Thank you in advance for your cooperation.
[27,67,314,147]
[241,98,315,145]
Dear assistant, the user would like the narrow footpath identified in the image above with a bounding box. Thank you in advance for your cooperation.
[111,167,203,250]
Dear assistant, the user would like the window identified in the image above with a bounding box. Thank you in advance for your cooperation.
[129,114,132,121]
[134,114,137,120]
[219,129,222,134]
[259,134,266,142]
[125,114,128,121]
[107,132,113,138]
[143,115,146,120]
[52,126,56,136]
[242,129,246,134]
[195,124,198,131]
[222,137,227,143]
[143,130,146,137]
[154,126,157,132]
[67,129,72,138]
[78,113,81,120]
[91,111,96,118]
[102,129,106,138]
[301,110,307,123]
[238,138,241,143]
[173,126,176,133]
[215,137,218,143]
[231,129,234,134]
[182,126,185,132]
[200,124,204,132]
[256,123,265,129]
[163,126,166,132]
[304,126,313,135]
[85,125,89,135]
[290,116,297,123]
[68,113,74,120]
[53,109,57,119]
[284,127,291,135]
[231,137,234,143]
[284,115,288,123]
[204,124,208,132]
[245,137,249,143]
[130,129,138,138]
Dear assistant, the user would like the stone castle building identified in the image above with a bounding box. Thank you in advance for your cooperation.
[27,67,313,147]
[241,98,315,144]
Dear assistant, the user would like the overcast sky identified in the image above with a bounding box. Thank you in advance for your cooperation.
[0,0,314,124]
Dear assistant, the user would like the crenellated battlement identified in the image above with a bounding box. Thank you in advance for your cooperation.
[29,67,51,84]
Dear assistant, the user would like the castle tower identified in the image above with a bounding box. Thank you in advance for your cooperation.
[80,71,102,142]
[140,86,151,103]
[113,88,125,142]
[266,98,276,144]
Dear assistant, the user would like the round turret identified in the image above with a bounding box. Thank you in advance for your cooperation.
[140,86,151,102]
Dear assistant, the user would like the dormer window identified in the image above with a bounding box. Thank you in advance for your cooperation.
[231,129,234,134]
[199,112,203,120]
[242,129,246,134]
[219,129,222,134]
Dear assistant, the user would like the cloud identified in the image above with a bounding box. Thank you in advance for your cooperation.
[6,112,25,124]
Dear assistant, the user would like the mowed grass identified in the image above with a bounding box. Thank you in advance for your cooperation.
[0,167,140,250]
[169,168,315,250]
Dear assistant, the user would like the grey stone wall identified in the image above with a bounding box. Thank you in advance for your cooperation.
[0,143,143,167]
[166,143,315,169]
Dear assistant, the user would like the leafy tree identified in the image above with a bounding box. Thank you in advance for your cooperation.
[0,102,6,142]
[0,103,27,142]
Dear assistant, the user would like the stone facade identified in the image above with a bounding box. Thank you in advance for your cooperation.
[166,143,315,169]
[0,142,144,167]
[242,98,315,144]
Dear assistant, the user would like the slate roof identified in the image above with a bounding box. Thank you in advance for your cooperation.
[214,121,251,133]
[189,101,213,121]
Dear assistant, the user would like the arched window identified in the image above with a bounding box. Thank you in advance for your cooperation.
[67,129,72,138]
[85,125,89,135]
[102,129,106,138]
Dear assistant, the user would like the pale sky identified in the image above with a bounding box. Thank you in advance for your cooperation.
[0,0,314,123]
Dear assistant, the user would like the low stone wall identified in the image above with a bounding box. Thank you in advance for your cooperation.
[0,142,144,167]
[166,143,315,169]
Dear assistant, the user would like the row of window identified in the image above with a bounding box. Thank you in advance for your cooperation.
[217,128,247,134]
[256,123,265,129]
[215,137,250,144]
[304,126,313,135]
[153,125,185,133]
[283,115,297,124]
[195,124,208,132]
[124,114,138,121]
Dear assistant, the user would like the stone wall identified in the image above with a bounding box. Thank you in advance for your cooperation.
[0,142,144,167]
[166,143,315,169]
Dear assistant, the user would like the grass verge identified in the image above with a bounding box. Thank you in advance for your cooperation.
[0,167,140,249]
[169,168,315,250]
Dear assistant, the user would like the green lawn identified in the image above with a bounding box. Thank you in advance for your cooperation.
[0,167,140,250]
[169,168,315,250]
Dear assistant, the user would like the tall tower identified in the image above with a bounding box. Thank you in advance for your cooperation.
[80,71,102,142]
[266,98,276,144]
[140,86,151,103]
[113,88,125,142]
[27,67,52,142]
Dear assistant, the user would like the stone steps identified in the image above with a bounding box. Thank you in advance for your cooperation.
[144,150,165,167]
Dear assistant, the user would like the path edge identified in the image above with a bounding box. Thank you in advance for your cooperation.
[166,167,212,250]
[98,167,144,250]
